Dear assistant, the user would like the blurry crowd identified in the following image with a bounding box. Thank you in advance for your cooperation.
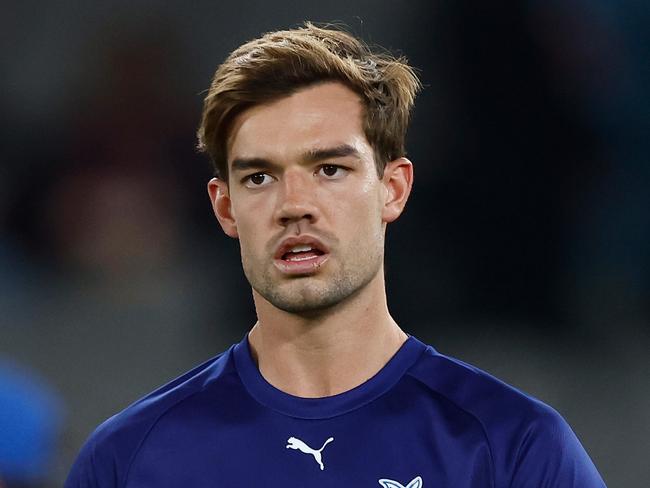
[1,1,648,486]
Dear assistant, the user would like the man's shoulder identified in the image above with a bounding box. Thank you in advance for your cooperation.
[65,346,236,487]
[406,342,605,486]
[407,343,559,427]
[98,346,234,441]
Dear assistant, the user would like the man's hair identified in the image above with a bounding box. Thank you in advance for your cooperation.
[197,22,421,180]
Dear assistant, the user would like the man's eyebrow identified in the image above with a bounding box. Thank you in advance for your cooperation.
[231,158,280,173]
[230,144,361,173]
[303,144,360,163]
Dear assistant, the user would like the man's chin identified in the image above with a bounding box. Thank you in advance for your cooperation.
[248,260,381,316]
[265,292,340,315]
[254,281,349,316]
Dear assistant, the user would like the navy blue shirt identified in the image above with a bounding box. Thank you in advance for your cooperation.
[66,335,605,487]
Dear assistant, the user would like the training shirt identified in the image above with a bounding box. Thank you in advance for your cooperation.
[65,335,606,487]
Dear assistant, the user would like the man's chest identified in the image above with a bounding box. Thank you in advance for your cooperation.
[124,416,492,487]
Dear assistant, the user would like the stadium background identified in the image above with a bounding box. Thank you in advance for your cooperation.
[1,1,648,486]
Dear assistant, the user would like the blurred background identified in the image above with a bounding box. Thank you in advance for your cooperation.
[1,0,648,486]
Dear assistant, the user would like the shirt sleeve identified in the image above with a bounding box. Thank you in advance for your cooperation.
[509,408,606,488]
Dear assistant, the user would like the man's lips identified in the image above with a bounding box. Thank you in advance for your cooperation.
[273,235,330,260]
[273,253,329,275]
[273,235,330,275]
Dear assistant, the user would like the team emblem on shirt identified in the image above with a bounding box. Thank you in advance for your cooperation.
[286,436,334,470]
[378,476,423,488]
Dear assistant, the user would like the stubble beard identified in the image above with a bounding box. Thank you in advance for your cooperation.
[243,246,384,316]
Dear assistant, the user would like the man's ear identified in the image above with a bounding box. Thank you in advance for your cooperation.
[207,178,239,238]
[381,157,414,223]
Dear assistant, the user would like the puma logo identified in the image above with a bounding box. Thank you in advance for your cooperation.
[378,476,423,488]
[286,436,334,470]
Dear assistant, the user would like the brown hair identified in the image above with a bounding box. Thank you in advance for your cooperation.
[197,22,421,180]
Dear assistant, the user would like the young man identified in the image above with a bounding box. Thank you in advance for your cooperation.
[66,23,606,487]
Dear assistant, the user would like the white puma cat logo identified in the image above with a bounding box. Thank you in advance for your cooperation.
[378,476,423,488]
[286,436,334,470]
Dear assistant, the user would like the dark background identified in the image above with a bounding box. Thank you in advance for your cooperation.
[1,1,648,486]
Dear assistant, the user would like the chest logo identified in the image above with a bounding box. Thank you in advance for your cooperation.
[378,476,423,488]
[286,436,334,470]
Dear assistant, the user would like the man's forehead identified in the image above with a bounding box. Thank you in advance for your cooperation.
[227,82,369,165]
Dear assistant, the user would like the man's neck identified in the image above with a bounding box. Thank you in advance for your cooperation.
[247,272,408,398]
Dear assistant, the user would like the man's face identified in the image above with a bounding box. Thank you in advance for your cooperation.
[212,82,399,314]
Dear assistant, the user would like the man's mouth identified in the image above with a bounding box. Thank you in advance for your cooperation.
[281,245,325,262]
[274,237,330,274]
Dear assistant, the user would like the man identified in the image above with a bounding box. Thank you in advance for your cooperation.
[66,23,606,487]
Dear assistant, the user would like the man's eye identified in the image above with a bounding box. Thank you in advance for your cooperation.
[244,173,273,188]
[318,165,348,179]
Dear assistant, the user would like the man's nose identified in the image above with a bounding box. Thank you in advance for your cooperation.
[274,170,319,226]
